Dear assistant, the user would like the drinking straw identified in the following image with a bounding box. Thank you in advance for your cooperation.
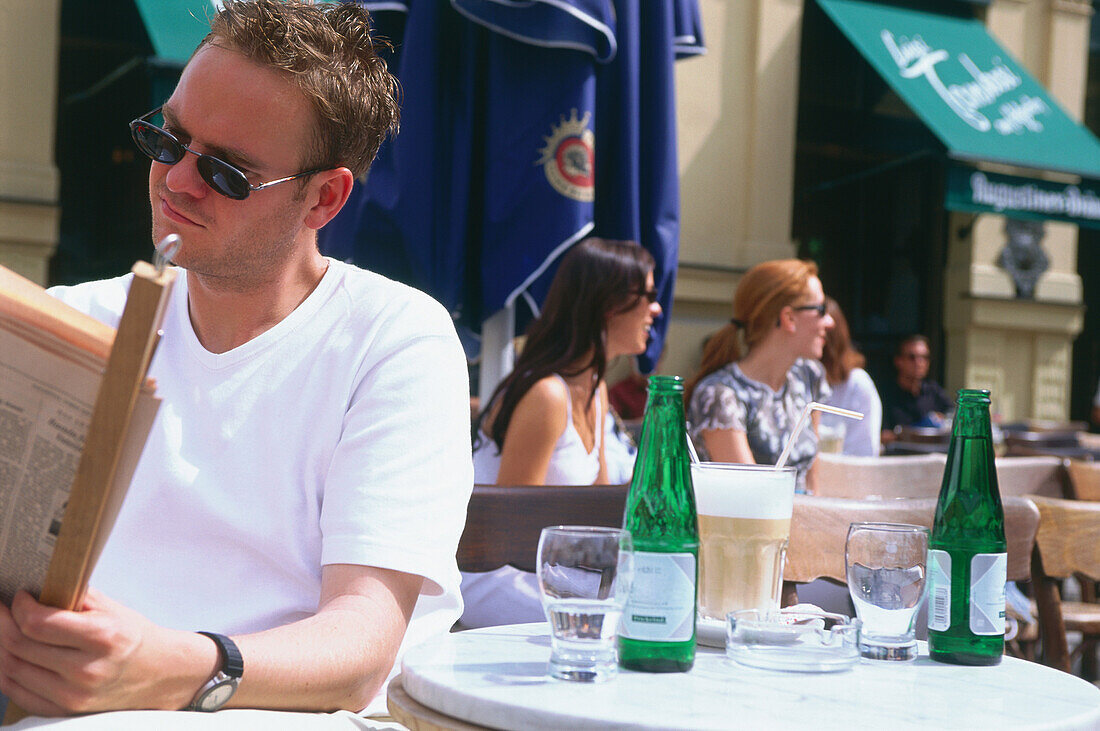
[685,431,701,463]
[774,402,864,470]
[154,234,181,274]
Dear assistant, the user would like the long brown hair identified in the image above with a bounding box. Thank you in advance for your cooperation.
[476,238,655,451]
[684,258,818,405]
[821,297,864,385]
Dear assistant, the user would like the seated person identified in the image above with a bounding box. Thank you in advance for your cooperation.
[471,237,659,486]
[880,335,953,444]
[820,298,882,456]
[463,237,660,628]
[685,259,833,495]
[0,2,472,726]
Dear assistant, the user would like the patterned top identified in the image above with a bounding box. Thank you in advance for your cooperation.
[687,359,830,493]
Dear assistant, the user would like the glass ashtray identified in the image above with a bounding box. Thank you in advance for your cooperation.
[726,608,861,672]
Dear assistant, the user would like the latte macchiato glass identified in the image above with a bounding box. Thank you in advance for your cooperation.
[690,463,796,621]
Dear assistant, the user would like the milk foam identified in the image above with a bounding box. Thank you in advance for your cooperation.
[690,463,794,519]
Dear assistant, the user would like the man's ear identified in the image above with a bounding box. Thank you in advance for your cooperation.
[304,167,354,231]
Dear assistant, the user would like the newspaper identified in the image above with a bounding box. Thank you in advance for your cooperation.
[0,267,162,607]
[0,320,102,603]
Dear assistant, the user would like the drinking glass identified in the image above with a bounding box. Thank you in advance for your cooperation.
[845,522,930,661]
[691,463,796,621]
[537,526,633,681]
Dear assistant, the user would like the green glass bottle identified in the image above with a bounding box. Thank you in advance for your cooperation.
[928,389,1006,665]
[618,375,698,672]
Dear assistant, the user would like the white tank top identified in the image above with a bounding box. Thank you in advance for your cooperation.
[473,374,602,484]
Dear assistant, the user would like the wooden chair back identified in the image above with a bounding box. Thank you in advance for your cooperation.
[994,456,1067,498]
[782,495,1040,605]
[1028,495,1100,672]
[457,484,628,573]
[814,453,946,499]
[1066,459,1100,501]
[1030,496,1100,583]
[814,453,1067,500]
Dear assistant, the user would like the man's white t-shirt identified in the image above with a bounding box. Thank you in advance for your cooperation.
[48,259,473,715]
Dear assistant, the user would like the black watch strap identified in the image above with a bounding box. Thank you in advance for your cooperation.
[198,631,244,678]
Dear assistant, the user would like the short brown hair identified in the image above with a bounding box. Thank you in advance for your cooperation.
[203,0,400,178]
[895,334,931,359]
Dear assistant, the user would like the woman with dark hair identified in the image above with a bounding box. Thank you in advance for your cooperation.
[463,238,659,628]
[820,297,882,456]
[473,236,659,485]
[685,259,833,494]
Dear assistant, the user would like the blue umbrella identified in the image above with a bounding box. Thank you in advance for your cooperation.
[320,0,704,374]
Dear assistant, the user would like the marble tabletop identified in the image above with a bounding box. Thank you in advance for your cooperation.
[398,623,1100,730]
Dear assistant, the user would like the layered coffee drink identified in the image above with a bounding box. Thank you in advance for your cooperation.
[690,463,796,621]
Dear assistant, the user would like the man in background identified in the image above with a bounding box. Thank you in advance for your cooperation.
[880,334,952,445]
[0,1,472,726]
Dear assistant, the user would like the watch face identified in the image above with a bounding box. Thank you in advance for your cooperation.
[198,680,238,712]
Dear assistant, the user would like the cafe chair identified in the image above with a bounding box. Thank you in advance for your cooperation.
[456,483,628,573]
[781,495,1041,613]
[1066,459,1100,501]
[1029,495,1100,677]
[994,456,1069,498]
[815,453,1068,501]
[813,453,946,499]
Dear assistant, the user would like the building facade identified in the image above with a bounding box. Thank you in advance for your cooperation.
[0,0,62,284]
[2,0,1095,423]
[670,0,1093,423]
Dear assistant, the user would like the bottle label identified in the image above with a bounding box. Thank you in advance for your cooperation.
[969,553,1007,635]
[928,549,951,632]
[619,551,696,642]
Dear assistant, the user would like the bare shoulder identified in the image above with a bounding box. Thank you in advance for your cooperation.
[510,376,569,437]
[518,375,570,413]
[498,376,570,484]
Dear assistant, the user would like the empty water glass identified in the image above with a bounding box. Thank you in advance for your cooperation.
[537,526,633,681]
[845,522,929,661]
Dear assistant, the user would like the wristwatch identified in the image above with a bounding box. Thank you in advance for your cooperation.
[187,632,244,712]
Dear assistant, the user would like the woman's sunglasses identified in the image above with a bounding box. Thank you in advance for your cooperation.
[129,107,329,200]
[792,303,827,317]
[633,288,659,304]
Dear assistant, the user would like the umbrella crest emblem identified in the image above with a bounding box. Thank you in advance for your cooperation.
[537,109,595,202]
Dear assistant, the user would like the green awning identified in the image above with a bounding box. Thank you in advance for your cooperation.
[818,0,1100,180]
[945,164,1100,229]
[134,0,218,65]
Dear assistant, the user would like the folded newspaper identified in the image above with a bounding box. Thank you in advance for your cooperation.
[0,263,171,608]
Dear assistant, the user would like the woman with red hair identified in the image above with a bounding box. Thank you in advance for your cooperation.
[685,259,834,494]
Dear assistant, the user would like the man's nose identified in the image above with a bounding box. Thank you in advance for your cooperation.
[162,150,208,198]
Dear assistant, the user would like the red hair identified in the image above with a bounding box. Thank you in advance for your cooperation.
[685,259,818,405]
[821,297,864,385]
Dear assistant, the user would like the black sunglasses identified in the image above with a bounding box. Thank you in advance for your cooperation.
[792,302,827,317]
[129,107,329,200]
[634,288,659,304]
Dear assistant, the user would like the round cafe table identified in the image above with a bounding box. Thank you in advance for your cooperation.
[389,623,1100,730]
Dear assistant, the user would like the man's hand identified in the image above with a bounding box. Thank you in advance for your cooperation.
[0,589,213,716]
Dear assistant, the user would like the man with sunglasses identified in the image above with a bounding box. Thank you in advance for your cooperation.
[881,334,953,446]
[0,1,472,726]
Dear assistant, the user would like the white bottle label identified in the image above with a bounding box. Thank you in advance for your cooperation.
[969,553,1007,635]
[928,550,951,632]
[619,551,696,642]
